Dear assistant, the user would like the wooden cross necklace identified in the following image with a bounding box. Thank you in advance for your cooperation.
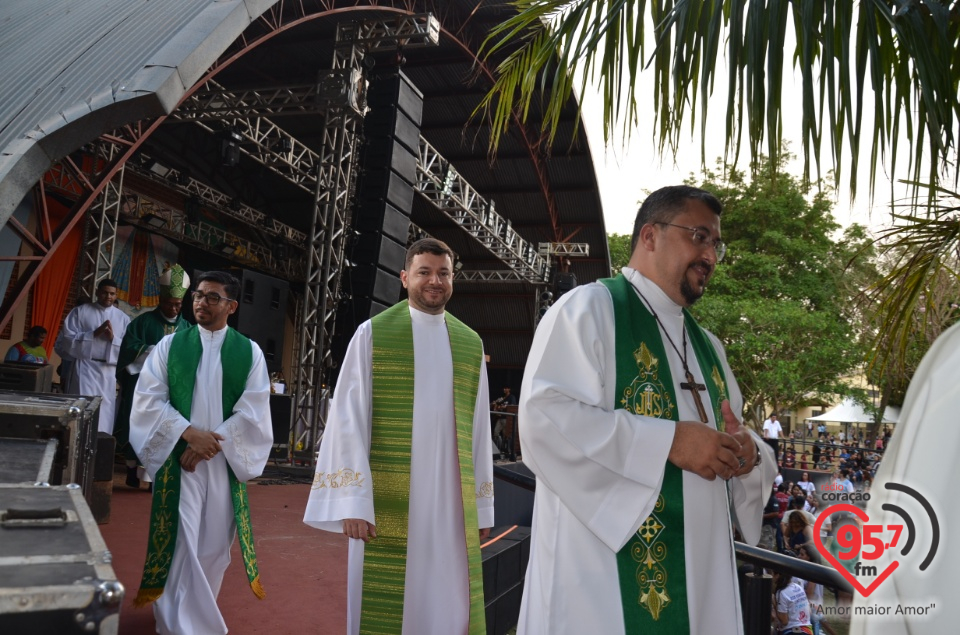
[630,282,710,423]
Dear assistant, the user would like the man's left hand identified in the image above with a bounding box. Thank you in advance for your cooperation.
[722,400,758,476]
[479,527,490,542]
[180,448,203,472]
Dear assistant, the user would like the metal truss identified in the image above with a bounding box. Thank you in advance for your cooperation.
[116,190,302,279]
[539,242,590,258]
[127,152,307,248]
[455,269,527,282]
[417,137,552,284]
[336,13,440,52]
[78,156,125,301]
[293,20,375,463]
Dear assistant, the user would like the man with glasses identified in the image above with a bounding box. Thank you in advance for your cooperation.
[129,271,273,635]
[516,185,775,634]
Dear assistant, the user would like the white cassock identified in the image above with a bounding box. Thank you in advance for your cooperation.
[130,326,273,635]
[56,302,130,433]
[850,320,960,633]
[304,306,495,635]
[517,268,775,635]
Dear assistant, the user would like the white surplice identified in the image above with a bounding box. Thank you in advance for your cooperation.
[850,320,959,633]
[517,268,775,635]
[129,326,273,635]
[55,302,130,433]
[303,306,494,635]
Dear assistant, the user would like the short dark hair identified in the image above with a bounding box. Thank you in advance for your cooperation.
[197,271,240,300]
[97,278,118,291]
[404,238,454,270]
[630,185,723,251]
[27,326,47,338]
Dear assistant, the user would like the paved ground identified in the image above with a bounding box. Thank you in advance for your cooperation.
[99,469,348,634]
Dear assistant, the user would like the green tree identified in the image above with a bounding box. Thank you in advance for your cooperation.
[686,157,875,427]
[607,232,632,275]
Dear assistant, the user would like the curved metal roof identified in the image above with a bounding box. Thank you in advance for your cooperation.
[0,0,610,372]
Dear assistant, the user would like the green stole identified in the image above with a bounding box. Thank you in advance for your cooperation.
[361,300,486,635]
[134,325,266,606]
[600,275,729,633]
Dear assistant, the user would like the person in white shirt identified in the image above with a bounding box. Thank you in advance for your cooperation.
[55,278,130,432]
[762,413,784,463]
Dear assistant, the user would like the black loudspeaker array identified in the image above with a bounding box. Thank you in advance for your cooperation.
[332,70,424,375]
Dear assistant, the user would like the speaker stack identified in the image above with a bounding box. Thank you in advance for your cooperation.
[332,70,424,374]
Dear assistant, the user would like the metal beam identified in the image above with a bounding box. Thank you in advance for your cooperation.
[417,136,551,283]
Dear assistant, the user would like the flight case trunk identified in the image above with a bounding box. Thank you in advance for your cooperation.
[0,484,123,633]
[0,437,58,484]
[0,392,101,503]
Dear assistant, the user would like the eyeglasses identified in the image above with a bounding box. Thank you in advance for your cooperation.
[656,222,727,262]
[192,291,236,305]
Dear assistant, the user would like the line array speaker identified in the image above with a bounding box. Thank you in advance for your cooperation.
[333,70,424,384]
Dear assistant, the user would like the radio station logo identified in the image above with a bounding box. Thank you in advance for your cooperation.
[813,482,939,597]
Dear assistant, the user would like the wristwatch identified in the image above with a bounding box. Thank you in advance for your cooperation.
[754,441,762,469]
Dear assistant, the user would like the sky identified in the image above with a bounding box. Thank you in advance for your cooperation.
[576,44,907,238]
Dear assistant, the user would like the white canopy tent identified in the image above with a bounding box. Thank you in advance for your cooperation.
[806,397,900,424]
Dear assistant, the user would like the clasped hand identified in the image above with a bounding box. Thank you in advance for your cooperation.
[180,426,225,472]
[668,400,758,481]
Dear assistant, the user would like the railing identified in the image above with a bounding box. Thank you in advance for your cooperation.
[491,465,852,635]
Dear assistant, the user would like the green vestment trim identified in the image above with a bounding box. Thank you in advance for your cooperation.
[362,300,486,635]
[601,275,728,633]
[115,309,184,461]
[134,325,265,606]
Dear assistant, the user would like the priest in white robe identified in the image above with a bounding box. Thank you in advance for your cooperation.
[55,278,130,433]
[517,186,775,635]
[304,238,494,635]
[849,320,959,633]
[129,271,272,635]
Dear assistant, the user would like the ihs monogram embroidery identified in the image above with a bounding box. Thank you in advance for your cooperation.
[620,343,676,419]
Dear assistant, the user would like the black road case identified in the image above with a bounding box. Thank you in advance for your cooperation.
[0,437,58,484]
[0,392,101,502]
[0,484,123,633]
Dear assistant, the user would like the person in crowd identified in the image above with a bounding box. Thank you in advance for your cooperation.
[513,185,774,634]
[5,325,49,364]
[796,546,836,635]
[763,412,784,463]
[114,265,189,489]
[797,471,816,497]
[491,385,518,457]
[772,563,814,635]
[782,498,815,551]
[129,271,273,635]
[303,238,494,635]
[55,278,130,432]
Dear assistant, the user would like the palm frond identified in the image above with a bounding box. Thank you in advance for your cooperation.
[477,1,960,201]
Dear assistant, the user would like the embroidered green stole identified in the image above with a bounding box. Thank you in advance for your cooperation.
[134,325,265,606]
[601,275,728,633]
[361,300,486,635]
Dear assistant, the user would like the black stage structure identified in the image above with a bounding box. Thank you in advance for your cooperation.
[0,1,610,467]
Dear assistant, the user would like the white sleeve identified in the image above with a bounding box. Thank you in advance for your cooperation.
[303,322,375,533]
[216,344,273,481]
[473,351,494,529]
[519,284,677,552]
[128,335,191,478]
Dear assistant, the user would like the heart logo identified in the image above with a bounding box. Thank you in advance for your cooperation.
[813,503,899,597]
